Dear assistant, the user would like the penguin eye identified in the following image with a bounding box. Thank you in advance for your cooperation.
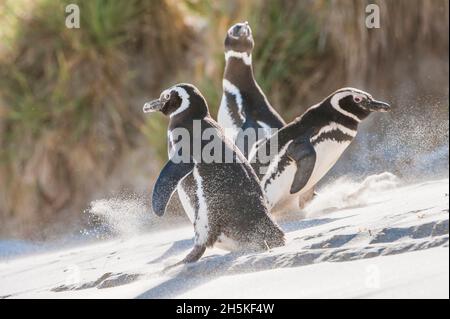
[353,96,363,103]
[162,92,171,101]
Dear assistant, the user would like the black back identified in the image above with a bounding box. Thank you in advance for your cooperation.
[251,95,365,180]
[224,55,286,129]
[166,86,285,247]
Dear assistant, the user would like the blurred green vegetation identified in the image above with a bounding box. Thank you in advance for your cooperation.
[0,0,195,236]
[0,0,192,153]
[0,0,448,238]
[250,1,325,118]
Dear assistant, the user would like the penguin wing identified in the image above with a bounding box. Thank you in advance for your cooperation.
[152,160,194,216]
[287,138,316,194]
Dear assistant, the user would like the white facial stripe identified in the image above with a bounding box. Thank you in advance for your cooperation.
[169,87,190,118]
[222,79,245,120]
[311,122,357,143]
[330,92,362,123]
[335,87,372,97]
[225,50,252,65]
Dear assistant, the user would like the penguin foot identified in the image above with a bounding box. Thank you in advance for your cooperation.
[182,245,207,264]
[161,244,207,273]
[161,261,184,273]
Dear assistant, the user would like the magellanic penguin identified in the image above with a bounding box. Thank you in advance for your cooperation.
[250,88,391,216]
[217,22,286,158]
[143,83,285,264]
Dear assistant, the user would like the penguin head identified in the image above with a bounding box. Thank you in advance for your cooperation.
[225,21,254,54]
[143,83,208,118]
[329,88,391,121]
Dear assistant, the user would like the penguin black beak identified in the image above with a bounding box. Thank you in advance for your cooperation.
[143,99,163,113]
[229,22,250,38]
[367,99,391,112]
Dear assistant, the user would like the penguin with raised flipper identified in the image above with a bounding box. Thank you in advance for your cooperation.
[250,88,391,216]
[143,83,285,264]
[218,22,286,158]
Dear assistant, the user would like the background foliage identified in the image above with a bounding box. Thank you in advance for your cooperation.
[0,0,448,238]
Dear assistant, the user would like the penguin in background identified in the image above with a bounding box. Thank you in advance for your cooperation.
[217,21,286,159]
[250,88,391,217]
[143,83,285,265]
[217,21,315,209]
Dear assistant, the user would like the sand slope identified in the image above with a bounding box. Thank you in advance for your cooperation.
[0,175,448,299]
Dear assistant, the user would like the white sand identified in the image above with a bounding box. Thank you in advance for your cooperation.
[0,175,448,299]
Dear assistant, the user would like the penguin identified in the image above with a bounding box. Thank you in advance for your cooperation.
[217,22,286,158]
[143,83,285,264]
[250,88,391,216]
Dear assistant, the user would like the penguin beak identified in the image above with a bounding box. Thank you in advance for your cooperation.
[367,99,391,112]
[143,99,163,113]
[229,22,250,38]
[240,21,250,37]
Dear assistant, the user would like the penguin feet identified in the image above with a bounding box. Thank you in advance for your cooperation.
[298,188,316,209]
[161,244,207,273]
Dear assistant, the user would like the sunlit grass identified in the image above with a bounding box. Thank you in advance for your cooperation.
[0,0,195,230]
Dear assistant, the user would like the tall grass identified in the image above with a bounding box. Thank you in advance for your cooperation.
[0,0,195,237]
[249,0,325,118]
[183,0,327,119]
[0,0,447,238]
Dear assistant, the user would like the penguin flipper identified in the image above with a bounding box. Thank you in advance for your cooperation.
[287,138,316,194]
[152,160,194,216]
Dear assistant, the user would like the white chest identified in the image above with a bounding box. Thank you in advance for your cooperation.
[263,162,297,209]
[218,80,246,143]
[259,142,292,208]
[261,137,352,210]
[304,139,351,192]
[177,166,209,245]
[218,95,240,142]
[217,95,239,142]
[193,167,210,245]
[177,181,195,223]
[167,130,175,158]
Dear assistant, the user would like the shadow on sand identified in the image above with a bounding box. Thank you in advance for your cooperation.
[137,215,349,298]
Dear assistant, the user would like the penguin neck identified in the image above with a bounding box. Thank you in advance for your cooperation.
[224,55,271,118]
[223,56,258,92]
[169,105,209,128]
[285,101,361,140]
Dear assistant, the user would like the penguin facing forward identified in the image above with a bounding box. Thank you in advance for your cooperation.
[217,22,286,158]
[250,88,391,216]
[143,83,285,264]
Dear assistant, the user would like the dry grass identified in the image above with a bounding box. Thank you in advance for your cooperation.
[0,0,448,238]
[0,0,195,238]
